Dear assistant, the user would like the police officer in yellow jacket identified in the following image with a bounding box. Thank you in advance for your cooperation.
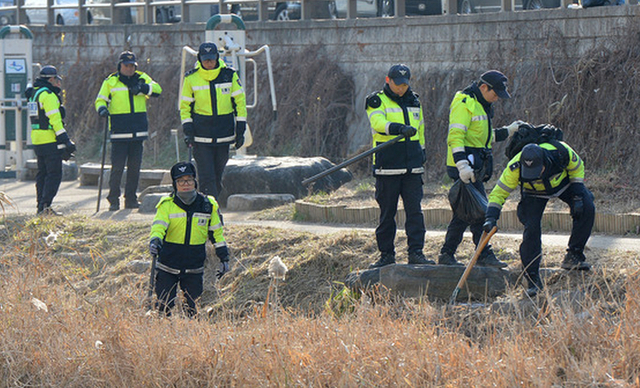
[26,66,76,215]
[365,64,433,268]
[180,42,247,200]
[438,70,522,267]
[149,162,230,316]
[95,51,162,211]
[484,139,595,296]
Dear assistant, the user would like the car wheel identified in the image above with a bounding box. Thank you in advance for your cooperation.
[327,1,338,19]
[523,0,544,9]
[458,0,473,13]
[274,3,291,20]
[0,15,9,25]
[56,14,64,25]
[377,0,394,17]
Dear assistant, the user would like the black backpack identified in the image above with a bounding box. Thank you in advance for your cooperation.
[505,123,564,160]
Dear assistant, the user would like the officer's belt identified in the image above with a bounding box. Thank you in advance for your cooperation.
[155,262,205,275]
[194,135,235,144]
[374,167,425,175]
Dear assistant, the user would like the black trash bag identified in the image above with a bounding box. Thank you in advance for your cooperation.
[447,179,488,225]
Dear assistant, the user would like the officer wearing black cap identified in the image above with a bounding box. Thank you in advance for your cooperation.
[149,161,230,316]
[180,42,247,200]
[95,50,163,211]
[484,138,595,296]
[437,70,524,268]
[364,64,432,268]
[25,65,76,215]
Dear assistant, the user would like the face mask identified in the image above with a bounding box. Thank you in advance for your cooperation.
[177,190,197,205]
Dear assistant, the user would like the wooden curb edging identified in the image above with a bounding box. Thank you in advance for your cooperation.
[294,201,640,236]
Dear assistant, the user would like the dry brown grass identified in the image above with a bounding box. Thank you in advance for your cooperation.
[1,215,640,386]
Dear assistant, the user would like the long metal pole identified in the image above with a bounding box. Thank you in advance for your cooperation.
[301,134,404,186]
[95,118,109,213]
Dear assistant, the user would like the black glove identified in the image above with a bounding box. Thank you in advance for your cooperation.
[483,217,497,233]
[183,122,194,146]
[571,196,584,218]
[65,140,76,155]
[139,83,150,95]
[98,106,109,118]
[235,121,246,149]
[216,261,230,280]
[129,83,141,95]
[400,125,417,139]
[149,237,163,256]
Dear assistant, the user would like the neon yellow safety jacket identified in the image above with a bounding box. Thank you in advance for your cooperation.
[28,82,69,155]
[365,87,425,176]
[180,60,247,145]
[487,141,584,216]
[95,70,162,142]
[150,193,228,270]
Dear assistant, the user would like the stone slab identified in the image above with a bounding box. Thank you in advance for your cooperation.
[226,193,296,211]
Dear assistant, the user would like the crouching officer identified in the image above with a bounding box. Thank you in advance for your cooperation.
[484,137,595,297]
[26,65,76,216]
[148,162,230,316]
[365,64,433,268]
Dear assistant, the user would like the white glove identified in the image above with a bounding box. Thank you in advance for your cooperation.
[456,160,476,184]
[507,120,525,137]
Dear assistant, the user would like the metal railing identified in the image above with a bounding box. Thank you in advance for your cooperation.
[0,0,635,26]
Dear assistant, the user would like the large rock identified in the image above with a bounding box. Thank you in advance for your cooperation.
[345,264,514,301]
[218,156,352,206]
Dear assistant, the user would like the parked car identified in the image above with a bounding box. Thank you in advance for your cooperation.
[25,0,93,25]
[0,0,16,25]
[237,1,301,21]
[457,0,560,13]
[329,0,441,17]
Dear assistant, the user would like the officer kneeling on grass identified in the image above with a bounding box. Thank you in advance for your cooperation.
[484,140,595,297]
[149,162,230,316]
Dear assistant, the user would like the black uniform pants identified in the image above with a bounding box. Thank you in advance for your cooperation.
[375,173,425,255]
[155,269,204,317]
[441,167,492,257]
[193,144,229,200]
[517,185,595,282]
[35,151,62,211]
[108,140,143,205]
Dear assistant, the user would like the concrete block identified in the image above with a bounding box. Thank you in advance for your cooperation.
[22,159,78,181]
[139,193,170,214]
[226,193,296,211]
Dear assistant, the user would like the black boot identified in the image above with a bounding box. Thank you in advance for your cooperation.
[408,251,435,265]
[526,276,543,297]
[561,250,591,271]
[476,248,508,268]
[369,253,396,269]
[438,252,463,266]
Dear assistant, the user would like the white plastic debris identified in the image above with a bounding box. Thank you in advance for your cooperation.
[268,255,288,281]
[95,340,104,350]
[44,231,61,246]
[31,297,48,312]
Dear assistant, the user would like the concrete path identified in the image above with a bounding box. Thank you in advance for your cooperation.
[2,178,639,253]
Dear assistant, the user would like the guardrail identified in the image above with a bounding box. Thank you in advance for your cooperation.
[0,0,637,26]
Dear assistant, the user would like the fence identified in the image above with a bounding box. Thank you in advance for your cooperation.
[3,0,633,26]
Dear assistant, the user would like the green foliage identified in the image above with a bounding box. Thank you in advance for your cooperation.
[324,283,361,318]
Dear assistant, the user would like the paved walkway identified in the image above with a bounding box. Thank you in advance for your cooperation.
[2,178,640,253]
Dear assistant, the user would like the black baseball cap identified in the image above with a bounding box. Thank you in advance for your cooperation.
[118,51,137,66]
[480,70,511,99]
[171,162,197,181]
[520,144,545,180]
[198,42,219,61]
[388,64,411,85]
[39,65,62,80]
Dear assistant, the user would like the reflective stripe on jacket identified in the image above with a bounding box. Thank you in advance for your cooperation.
[366,90,425,176]
[179,60,247,146]
[149,193,226,269]
[94,70,162,142]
